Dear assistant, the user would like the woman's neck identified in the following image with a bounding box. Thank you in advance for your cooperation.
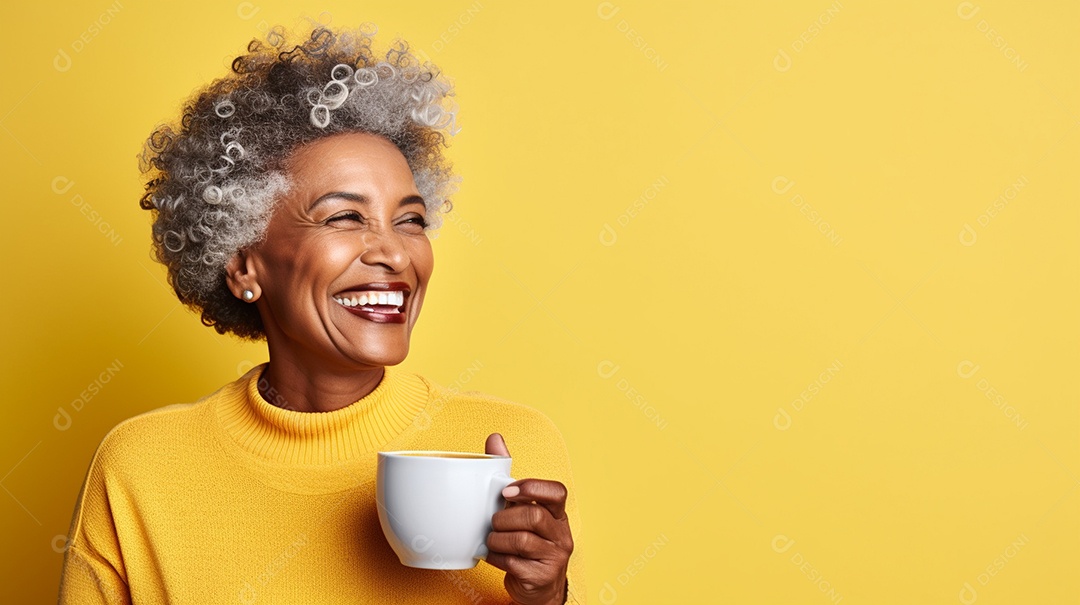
[257,345,385,413]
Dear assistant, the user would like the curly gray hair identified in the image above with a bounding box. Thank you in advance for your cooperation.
[139,24,459,340]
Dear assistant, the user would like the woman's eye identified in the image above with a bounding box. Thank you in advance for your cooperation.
[399,214,427,229]
[327,211,363,224]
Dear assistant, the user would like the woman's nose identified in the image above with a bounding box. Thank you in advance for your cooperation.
[359,227,408,271]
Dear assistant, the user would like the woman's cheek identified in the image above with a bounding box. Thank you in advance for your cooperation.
[314,237,363,269]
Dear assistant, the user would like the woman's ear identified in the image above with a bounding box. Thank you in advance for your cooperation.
[225,249,261,303]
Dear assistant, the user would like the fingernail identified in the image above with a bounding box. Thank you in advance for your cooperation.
[502,486,520,498]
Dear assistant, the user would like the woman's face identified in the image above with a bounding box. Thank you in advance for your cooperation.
[243,131,434,370]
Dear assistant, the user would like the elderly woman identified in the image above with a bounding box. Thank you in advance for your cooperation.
[58,24,583,605]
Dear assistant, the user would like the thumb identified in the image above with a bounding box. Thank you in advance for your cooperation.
[485,432,511,457]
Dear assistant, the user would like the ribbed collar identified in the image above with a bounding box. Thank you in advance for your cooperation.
[213,363,430,472]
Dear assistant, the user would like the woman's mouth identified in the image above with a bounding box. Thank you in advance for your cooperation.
[332,289,408,324]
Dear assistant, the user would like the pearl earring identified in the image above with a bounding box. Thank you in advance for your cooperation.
[242,290,254,301]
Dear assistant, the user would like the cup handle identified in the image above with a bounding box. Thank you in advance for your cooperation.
[475,473,516,560]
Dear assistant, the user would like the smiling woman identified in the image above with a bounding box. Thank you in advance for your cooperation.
[58,23,584,605]
[229,133,437,401]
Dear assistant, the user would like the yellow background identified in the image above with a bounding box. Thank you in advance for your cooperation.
[2,1,1077,603]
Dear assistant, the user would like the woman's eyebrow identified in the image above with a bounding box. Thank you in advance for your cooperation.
[307,192,426,212]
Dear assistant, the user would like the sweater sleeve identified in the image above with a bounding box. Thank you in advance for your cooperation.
[58,545,131,604]
[58,431,132,604]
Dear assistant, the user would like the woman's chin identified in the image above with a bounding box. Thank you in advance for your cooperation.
[340,344,409,368]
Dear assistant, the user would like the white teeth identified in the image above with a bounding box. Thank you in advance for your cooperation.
[334,290,407,311]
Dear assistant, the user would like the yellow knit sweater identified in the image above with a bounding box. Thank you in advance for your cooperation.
[58,364,586,604]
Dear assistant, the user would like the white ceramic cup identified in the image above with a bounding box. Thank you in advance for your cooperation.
[376,450,515,569]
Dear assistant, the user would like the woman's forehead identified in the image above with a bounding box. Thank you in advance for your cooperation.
[287,132,405,170]
[283,133,419,199]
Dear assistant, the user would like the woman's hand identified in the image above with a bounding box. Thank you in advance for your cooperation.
[484,433,574,605]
